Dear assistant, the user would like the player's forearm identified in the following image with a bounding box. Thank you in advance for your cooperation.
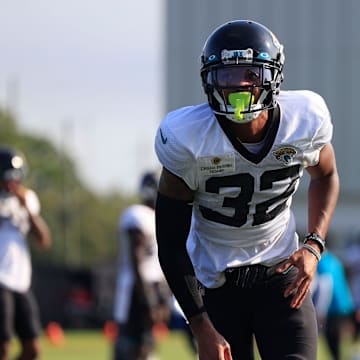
[188,312,214,336]
[155,192,206,320]
[29,214,51,249]
[307,169,339,239]
[13,185,51,249]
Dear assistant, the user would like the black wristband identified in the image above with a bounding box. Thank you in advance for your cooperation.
[304,232,326,253]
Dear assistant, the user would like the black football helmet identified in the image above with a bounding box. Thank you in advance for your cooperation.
[201,20,285,123]
[139,170,159,206]
[0,146,26,182]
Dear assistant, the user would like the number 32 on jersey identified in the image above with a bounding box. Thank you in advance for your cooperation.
[199,164,300,227]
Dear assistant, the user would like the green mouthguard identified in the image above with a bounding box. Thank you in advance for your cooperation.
[228,92,254,121]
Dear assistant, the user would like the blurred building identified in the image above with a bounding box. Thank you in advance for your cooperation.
[163,0,359,242]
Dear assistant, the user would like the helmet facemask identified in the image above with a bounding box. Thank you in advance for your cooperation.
[202,62,282,124]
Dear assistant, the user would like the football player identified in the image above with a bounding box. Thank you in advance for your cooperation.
[155,20,339,360]
[0,146,51,360]
[113,171,171,360]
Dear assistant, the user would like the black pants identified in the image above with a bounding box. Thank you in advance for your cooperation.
[203,264,318,360]
[324,315,346,360]
[114,283,154,360]
[0,286,41,341]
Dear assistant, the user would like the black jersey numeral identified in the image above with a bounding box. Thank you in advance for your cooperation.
[199,165,300,227]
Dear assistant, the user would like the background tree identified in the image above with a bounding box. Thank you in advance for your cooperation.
[0,107,135,267]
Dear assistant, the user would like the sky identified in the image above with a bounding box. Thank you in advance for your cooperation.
[0,0,164,194]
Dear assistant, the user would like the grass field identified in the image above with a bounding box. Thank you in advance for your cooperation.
[8,329,359,359]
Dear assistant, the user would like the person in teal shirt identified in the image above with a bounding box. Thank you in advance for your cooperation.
[313,250,354,360]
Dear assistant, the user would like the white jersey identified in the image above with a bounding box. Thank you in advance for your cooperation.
[155,90,333,288]
[113,204,165,322]
[0,189,40,292]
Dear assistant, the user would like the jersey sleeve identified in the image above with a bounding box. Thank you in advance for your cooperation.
[155,116,198,190]
[303,93,333,166]
[25,189,41,215]
[311,95,333,149]
[120,207,142,231]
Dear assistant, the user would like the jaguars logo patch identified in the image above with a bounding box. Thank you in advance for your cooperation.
[272,146,297,165]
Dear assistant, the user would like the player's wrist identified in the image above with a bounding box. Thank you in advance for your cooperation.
[303,239,321,254]
[302,243,321,262]
[304,232,326,253]
[188,311,211,333]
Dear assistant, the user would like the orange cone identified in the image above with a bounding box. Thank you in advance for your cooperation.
[103,320,118,343]
[152,322,169,340]
[45,322,65,346]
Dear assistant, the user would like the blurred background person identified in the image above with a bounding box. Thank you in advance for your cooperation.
[113,171,171,360]
[312,247,354,360]
[0,146,51,360]
[341,231,360,357]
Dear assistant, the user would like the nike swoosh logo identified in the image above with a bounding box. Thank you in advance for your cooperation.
[160,128,168,144]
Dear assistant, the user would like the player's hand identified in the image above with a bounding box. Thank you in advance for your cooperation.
[276,248,319,309]
[189,313,233,360]
[8,182,27,206]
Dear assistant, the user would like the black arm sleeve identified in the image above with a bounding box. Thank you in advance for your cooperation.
[155,192,206,320]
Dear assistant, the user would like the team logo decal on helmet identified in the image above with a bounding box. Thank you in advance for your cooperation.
[201,20,285,124]
[272,146,297,165]
[221,49,253,63]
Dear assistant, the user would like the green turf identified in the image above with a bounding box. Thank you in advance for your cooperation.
[8,329,359,359]
[10,330,111,360]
